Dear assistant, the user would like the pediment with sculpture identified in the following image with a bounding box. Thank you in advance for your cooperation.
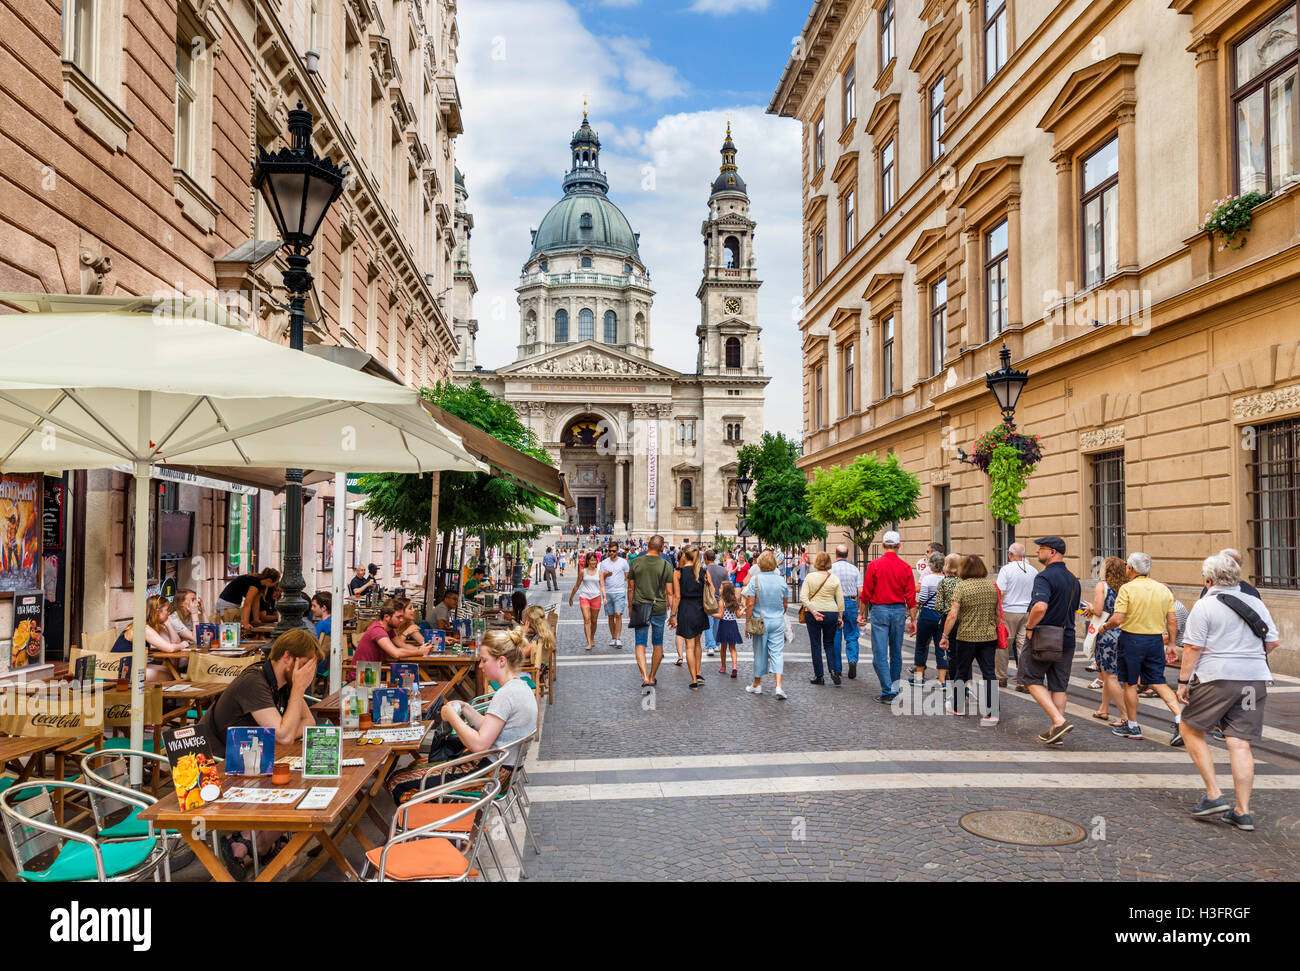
[499,340,679,379]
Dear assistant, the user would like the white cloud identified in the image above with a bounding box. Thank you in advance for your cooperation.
[606,37,690,101]
[688,0,771,14]
[456,1,804,438]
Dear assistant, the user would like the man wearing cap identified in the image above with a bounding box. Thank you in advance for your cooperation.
[860,531,917,702]
[1020,537,1079,745]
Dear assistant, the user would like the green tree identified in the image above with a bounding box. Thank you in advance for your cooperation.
[807,452,921,556]
[746,466,826,550]
[357,381,556,589]
[737,431,800,483]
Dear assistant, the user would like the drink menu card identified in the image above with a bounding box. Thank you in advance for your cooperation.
[355,661,382,698]
[302,725,342,779]
[226,726,275,776]
[390,662,419,688]
[219,622,240,650]
[370,686,409,726]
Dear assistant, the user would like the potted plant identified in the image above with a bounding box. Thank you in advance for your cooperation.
[960,422,1042,526]
[1200,191,1271,251]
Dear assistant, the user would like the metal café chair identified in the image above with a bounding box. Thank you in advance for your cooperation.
[390,747,510,880]
[447,730,541,878]
[361,778,500,882]
[1,780,167,882]
[82,747,184,879]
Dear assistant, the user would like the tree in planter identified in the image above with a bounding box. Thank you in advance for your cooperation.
[358,380,556,598]
[806,453,921,559]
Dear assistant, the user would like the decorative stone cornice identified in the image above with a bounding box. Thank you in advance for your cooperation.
[1233,384,1300,421]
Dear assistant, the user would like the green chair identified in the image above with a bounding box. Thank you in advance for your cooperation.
[81,748,181,880]
[1,780,166,882]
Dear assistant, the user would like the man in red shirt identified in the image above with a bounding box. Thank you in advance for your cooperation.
[861,531,917,703]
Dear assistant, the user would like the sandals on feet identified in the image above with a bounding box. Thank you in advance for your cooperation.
[219,833,254,881]
[1091,711,1111,720]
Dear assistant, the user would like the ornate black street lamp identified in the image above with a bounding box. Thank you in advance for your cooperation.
[253,102,348,635]
[985,343,1029,428]
[736,471,753,555]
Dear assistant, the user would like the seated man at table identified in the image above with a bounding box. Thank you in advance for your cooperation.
[353,601,432,665]
[349,564,376,599]
[430,591,459,631]
[196,628,318,878]
[462,567,487,604]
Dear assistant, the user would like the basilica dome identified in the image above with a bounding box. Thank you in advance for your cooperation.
[528,111,641,261]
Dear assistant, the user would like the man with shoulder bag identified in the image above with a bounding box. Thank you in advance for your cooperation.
[1177,553,1278,831]
[1020,537,1078,745]
[626,535,677,688]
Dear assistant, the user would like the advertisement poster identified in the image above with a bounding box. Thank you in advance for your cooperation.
[0,475,40,593]
[322,499,334,571]
[42,477,63,551]
[10,591,43,671]
[647,420,658,526]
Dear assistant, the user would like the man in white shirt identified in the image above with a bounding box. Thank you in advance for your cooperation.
[599,544,631,648]
[1178,553,1277,831]
[995,543,1038,687]
[829,544,864,679]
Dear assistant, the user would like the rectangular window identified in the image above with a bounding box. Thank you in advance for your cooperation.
[344,31,360,131]
[937,485,951,553]
[1089,449,1126,563]
[880,0,895,66]
[815,365,825,428]
[1248,415,1300,588]
[339,238,354,337]
[65,0,95,75]
[985,0,1008,83]
[929,77,946,164]
[814,227,825,285]
[993,518,1015,569]
[1233,4,1300,195]
[1081,136,1119,288]
[843,61,856,127]
[814,115,826,172]
[843,189,856,252]
[881,139,895,212]
[174,34,196,172]
[985,218,1009,340]
[843,343,855,414]
[881,315,894,398]
[930,276,947,376]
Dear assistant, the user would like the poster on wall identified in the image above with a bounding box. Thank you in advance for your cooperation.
[42,477,63,551]
[10,591,44,671]
[0,475,40,593]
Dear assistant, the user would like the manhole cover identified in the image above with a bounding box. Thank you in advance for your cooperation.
[959,810,1086,846]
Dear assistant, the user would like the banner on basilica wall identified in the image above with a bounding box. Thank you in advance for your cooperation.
[647,420,658,526]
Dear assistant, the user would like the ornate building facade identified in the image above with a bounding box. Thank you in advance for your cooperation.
[455,115,770,542]
[771,0,1300,673]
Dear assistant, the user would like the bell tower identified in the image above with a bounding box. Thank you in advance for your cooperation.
[696,123,761,375]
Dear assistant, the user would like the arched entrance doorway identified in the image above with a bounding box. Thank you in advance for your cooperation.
[561,414,617,531]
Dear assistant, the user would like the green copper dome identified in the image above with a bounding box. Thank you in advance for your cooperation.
[527,110,641,261]
[530,194,640,259]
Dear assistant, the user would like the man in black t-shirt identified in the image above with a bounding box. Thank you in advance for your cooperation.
[1021,536,1081,746]
[348,564,376,597]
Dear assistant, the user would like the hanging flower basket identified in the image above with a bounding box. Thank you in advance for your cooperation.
[961,422,1042,474]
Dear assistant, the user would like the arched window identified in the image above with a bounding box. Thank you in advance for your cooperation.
[725,337,742,368]
[724,236,741,268]
[578,308,594,341]
[554,309,569,343]
[603,310,617,343]
[579,212,593,231]
[680,479,693,508]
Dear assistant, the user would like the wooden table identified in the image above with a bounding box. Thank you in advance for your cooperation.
[409,653,482,700]
[156,681,228,726]
[311,681,451,723]
[139,740,400,883]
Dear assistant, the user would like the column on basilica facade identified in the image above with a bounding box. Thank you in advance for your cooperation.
[615,456,627,534]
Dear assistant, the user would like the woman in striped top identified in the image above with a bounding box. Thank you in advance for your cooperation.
[911,551,947,685]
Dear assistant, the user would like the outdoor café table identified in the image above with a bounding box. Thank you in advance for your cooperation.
[157,681,229,726]
[0,730,103,870]
[146,649,191,681]
[410,651,482,700]
[138,740,399,883]
[311,681,451,724]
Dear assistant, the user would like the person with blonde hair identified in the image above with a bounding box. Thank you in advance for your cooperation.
[110,595,185,654]
[520,604,555,667]
[168,588,201,645]
[743,549,790,699]
[801,550,845,686]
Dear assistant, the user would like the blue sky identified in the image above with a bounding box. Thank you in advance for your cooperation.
[456,0,809,436]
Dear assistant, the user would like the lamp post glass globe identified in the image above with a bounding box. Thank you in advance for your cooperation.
[252,101,347,637]
[985,343,1029,427]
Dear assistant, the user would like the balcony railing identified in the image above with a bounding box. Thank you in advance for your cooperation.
[518,270,652,287]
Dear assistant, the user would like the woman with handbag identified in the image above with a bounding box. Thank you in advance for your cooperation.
[1084,556,1128,724]
[800,551,844,686]
[672,547,713,689]
[742,550,791,700]
[911,552,948,686]
[939,554,1001,725]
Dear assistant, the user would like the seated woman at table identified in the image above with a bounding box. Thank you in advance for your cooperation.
[167,588,201,645]
[196,628,319,879]
[257,584,281,627]
[519,605,554,667]
[352,601,432,667]
[215,567,280,630]
[385,627,538,803]
[111,595,186,654]
[507,590,528,624]
[390,597,425,650]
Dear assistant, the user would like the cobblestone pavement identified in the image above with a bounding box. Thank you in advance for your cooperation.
[521,587,1300,881]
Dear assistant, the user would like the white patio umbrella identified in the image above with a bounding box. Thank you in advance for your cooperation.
[0,302,485,768]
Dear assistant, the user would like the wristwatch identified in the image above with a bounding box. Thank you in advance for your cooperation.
[1177,679,1190,685]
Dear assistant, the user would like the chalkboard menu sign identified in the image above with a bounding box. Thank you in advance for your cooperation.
[42,478,63,551]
